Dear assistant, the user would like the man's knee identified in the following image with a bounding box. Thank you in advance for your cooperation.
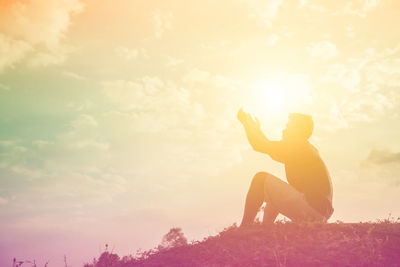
[251,171,270,187]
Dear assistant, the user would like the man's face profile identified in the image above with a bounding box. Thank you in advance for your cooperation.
[282,119,295,141]
[282,115,312,141]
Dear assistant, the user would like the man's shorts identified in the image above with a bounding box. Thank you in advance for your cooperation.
[263,173,328,223]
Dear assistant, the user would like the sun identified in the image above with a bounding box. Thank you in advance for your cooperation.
[253,79,286,113]
[244,75,313,122]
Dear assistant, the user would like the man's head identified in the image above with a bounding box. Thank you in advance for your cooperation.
[282,113,314,141]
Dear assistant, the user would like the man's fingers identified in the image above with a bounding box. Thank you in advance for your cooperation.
[237,109,248,124]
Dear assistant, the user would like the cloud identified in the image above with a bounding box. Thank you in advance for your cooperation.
[343,0,381,17]
[62,70,86,80]
[153,11,173,38]
[346,24,355,38]
[115,46,146,61]
[58,114,110,152]
[266,34,279,46]
[365,58,400,88]
[32,140,54,148]
[165,56,184,67]
[317,44,399,131]
[307,40,338,59]
[0,33,32,71]
[66,100,93,111]
[11,165,43,180]
[363,149,400,165]
[241,0,283,27]
[323,63,361,90]
[101,76,205,133]
[27,45,72,67]
[182,68,239,93]
[182,68,211,84]
[0,0,84,72]
[71,114,98,128]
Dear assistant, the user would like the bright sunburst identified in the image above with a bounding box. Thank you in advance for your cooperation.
[252,79,286,114]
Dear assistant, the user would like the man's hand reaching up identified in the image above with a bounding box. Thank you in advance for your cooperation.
[237,108,261,131]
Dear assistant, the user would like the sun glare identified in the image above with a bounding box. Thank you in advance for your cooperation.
[253,79,286,113]
[246,74,313,122]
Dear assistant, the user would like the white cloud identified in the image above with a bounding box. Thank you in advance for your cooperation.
[62,70,86,80]
[242,0,283,27]
[362,0,381,12]
[32,140,54,148]
[298,0,307,8]
[153,11,173,38]
[0,0,84,72]
[11,165,43,180]
[316,45,400,132]
[342,0,381,17]
[66,100,93,111]
[165,56,184,67]
[365,58,400,87]
[0,34,32,72]
[115,46,141,60]
[346,25,355,38]
[307,41,338,60]
[266,34,279,46]
[73,140,109,151]
[53,113,109,153]
[71,114,98,129]
[182,68,211,84]
[101,76,205,133]
[323,63,361,91]
[27,45,72,67]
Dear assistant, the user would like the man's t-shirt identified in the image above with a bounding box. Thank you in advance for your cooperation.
[265,140,334,218]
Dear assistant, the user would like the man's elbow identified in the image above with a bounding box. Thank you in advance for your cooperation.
[252,144,267,154]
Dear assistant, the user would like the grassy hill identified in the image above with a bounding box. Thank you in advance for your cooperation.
[85,219,400,267]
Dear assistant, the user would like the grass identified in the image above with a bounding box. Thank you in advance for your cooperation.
[84,217,400,267]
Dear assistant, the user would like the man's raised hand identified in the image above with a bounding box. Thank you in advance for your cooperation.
[237,108,249,125]
[237,108,261,129]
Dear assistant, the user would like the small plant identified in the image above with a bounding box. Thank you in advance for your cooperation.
[157,227,188,250]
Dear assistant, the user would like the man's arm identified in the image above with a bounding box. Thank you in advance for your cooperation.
[237,108,288,162]
[237,108,271,153]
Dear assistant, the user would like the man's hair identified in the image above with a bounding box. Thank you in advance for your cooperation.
[288,113,314,140]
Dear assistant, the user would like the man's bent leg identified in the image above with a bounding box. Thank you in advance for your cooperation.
[263,174,326,223]
[262,204,279,226]
[240,172,267,227]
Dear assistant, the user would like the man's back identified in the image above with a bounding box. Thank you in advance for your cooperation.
[284,141,333,217]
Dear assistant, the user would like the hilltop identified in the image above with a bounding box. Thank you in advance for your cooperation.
[85,219,400,267]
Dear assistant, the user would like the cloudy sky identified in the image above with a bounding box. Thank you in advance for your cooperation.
[1,0,400,265]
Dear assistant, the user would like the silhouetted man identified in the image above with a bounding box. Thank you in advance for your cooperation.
[237,108,333,227]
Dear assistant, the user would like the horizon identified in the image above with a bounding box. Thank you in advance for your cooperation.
[1,0,400,266]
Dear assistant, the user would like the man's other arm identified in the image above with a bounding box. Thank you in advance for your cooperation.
[242,119,270,153]
[237,109,287,162]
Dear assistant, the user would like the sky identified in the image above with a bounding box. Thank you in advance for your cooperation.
[1,0,400,266]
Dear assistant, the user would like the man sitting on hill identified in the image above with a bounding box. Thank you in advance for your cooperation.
[237,108,334,227]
